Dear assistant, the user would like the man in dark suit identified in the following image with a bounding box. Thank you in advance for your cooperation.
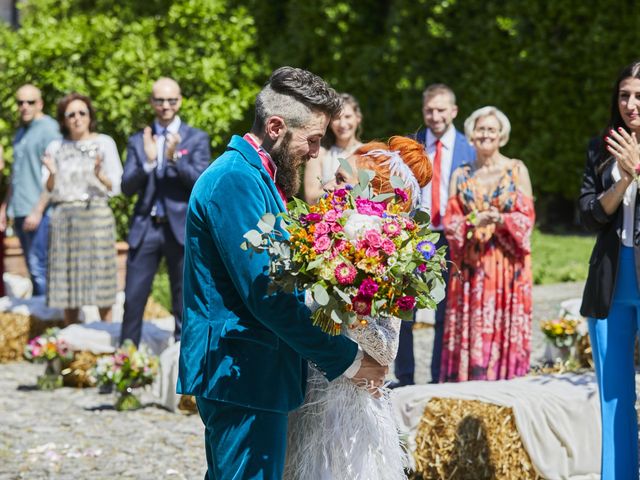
[394,83,476,386]
[120,77,210,346]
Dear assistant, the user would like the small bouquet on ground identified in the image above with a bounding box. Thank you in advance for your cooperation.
[92,340,159,411]
[242,172,446,334]
[24,327,74,390]
[540,318,579,349]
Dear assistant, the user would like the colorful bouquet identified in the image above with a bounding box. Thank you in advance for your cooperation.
[24,327,74,363]
[242,177,446,334]
[92,340,158,394]
[540,318,578,348]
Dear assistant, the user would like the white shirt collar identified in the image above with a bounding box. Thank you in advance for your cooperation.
[426,124,455,150]
[154,116,181,135]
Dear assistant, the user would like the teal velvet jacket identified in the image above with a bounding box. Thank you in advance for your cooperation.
[177,135,358,413]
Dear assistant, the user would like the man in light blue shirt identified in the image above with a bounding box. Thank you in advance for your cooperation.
[0,84,60,296]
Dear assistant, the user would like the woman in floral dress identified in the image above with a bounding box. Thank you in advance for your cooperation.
[440,106,535,382]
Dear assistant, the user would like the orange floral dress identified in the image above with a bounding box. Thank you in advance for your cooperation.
[440,161,534,382]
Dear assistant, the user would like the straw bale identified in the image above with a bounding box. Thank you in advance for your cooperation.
[0,312,31,362]
[143,297,171,320]
[411,398,541,480]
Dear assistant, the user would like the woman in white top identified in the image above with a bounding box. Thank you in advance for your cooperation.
[43,93,123,326]
[304,93,363,204]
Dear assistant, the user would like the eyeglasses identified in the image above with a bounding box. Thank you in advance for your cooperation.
[17,100,36,106]
[64,110,89,120]
[151,97,179,106]
[474,127,499,135]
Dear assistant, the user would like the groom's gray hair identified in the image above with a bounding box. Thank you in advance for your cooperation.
[253,66,342,130]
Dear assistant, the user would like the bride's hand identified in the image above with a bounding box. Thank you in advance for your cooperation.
[351,352,387,398]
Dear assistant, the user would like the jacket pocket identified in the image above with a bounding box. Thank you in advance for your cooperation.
[220,318,279,350]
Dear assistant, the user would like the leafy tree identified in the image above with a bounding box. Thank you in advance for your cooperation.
[0,0,266,239]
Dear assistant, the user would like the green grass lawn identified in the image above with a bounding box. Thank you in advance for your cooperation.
[149,229,596,309]
[531,229,594,285]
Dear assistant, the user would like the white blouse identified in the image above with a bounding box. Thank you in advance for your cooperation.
[612,163,637,247]
[45,134,123,203]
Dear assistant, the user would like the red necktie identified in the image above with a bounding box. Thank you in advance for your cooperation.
[431,139,442,228]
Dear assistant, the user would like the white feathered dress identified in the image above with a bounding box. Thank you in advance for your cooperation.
[284,316,407,480]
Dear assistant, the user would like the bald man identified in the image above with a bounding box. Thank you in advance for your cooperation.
[0,85,60,296]
[120,77,211,346]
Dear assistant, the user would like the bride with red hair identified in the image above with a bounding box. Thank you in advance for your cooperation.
[284,136,432,480]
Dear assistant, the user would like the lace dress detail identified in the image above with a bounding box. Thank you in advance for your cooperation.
[284,316,407,480]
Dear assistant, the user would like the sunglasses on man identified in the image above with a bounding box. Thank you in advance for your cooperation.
[151,97,179,106]
[64,110,89,120]
[17,100,37,106]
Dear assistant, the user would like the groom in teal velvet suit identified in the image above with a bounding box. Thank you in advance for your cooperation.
[178,67,387,479]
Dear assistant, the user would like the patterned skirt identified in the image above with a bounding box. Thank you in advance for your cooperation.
[47,199,117,309]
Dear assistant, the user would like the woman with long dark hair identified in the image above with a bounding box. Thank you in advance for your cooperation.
[579,61,640,478]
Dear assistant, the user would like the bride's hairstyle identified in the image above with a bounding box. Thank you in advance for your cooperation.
[352,136,432,211]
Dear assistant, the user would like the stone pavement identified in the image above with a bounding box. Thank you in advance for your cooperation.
[0,281,587,479]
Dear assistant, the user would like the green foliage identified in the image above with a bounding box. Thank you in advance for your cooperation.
[245,0,640,224]
[531,229,593,285]
[0,0,266,238]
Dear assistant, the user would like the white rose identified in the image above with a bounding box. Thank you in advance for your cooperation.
[343,213,383,242]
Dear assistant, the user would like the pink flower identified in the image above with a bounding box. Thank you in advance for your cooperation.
[352,295,372,315]
[382,221,401,238]
[305,213,322,223]
[417,263,427,273]
[179,149,189,155]
[335,262,357,285]
[355,198,385,217]
[358,278,379,298]
[394,188,409,202]
[324,210,339,223]
[404,219,416,230]
[331,222,343,233]
[314,222,330,236]
[334,189,348,198]
[364,229,383,248]
[313,235,331,252]
[365,247,380,258]
[397,296,416,311]
[381,238,396,255]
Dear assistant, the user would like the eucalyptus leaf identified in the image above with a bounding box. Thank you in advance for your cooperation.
[371,192,395,202]
[413,210,429,225]
[390,175,406,189]
[312,283,330,306]
[338,157,353,175]
[333,287,353,304]
[243,230,263,247]
[431,283,446,303]
[330,309,344,324]
[257,213,276,233]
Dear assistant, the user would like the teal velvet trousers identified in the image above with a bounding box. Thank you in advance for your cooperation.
[196,397,288,480]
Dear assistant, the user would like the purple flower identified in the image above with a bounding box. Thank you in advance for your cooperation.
[417,241,436,260]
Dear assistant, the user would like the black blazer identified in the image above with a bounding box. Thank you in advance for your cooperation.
[121,121,211,248]
[579,136,640,318]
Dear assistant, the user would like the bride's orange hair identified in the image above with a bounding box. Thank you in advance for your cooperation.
[352,136,432,211]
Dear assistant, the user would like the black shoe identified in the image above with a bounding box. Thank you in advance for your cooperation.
[98,383,113,394]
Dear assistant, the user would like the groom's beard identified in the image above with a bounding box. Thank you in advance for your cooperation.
[270,131,306,198]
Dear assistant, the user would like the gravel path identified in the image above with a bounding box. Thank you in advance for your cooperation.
[0,281,586,479]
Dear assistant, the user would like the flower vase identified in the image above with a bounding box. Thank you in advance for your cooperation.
[115,387,142,411]
[37,358,63,390]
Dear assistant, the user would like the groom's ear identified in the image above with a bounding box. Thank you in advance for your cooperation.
[265,116,287,141]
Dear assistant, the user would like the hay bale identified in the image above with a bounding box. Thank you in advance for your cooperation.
[0,312,31,362]
[412,398,540,480]
[143,297,171,320]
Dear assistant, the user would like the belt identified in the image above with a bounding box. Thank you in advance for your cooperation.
[151,215,169,224]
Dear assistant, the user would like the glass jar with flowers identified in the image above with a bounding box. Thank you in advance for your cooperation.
[23,327,74,390]
[540,317,579,364]
[92,340,158,411]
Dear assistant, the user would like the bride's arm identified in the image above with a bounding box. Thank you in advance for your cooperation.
[347,317,401,367]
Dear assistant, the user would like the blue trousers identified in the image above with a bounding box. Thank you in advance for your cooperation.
[14,213,49,296]
[589,246,640,479]
[395,233,450,384]
[196,397,288,480]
